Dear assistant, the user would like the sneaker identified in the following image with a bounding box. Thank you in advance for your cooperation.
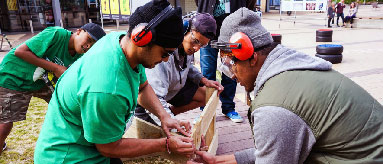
[225,111,243,123]
[2,142,6,151]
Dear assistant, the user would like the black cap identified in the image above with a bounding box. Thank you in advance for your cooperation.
[81,23,106,41]
[128,0,183,48]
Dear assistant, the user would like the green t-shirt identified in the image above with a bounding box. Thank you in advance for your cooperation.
[0,27,82,91]
[34,32,147,164]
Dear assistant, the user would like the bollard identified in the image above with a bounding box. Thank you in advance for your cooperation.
[116,20,119,30]
[89,19,92,23]
[29,20,34,33]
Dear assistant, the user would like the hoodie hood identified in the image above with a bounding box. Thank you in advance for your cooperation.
[254,44,332,95]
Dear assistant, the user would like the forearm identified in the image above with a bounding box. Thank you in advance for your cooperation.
[14,44,60,71]
[138,83,170,120]
[96,138,166,158]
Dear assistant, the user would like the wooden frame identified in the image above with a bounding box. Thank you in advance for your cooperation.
[121,88,219,163]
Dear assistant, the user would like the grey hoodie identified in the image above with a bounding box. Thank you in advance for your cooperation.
[234,45,332,164]
[145,48,203,119]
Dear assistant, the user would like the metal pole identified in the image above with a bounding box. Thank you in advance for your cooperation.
[60,19,64,27]
[279,0,282,28]
[0,36,3,51]
[116,20,119,30]
[100,1,104,29]
[52,0,62,27]
[29,20,34,33]
[325,2,328,27]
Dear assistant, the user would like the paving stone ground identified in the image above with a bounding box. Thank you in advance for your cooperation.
[1,4,382,156]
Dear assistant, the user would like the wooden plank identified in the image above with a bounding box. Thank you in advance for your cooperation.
[205,87,215,104]
[192,90,219,150]
[204,116,215,149]
[207,129,218,155]
[123,117,165,139]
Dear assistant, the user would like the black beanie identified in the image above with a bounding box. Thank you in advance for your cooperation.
[128,0,184,48]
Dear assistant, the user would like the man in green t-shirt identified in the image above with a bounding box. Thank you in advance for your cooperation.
[34,1,194,163]
[0,23,105,154]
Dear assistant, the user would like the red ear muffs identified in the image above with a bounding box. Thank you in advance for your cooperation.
[229,32,255,61]
[131,23,154,47]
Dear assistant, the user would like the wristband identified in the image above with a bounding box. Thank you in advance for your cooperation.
[166,137,171,154]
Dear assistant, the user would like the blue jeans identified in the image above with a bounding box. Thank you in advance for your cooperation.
[337,13,344,26]
[200,45,237,114]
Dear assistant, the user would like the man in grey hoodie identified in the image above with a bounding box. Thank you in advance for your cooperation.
[135,13,223,125]
[190,7,383,164]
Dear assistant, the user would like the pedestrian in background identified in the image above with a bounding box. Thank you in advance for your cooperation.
[344,2,357,28]
[335,0,346,27]
[328,2,335,28]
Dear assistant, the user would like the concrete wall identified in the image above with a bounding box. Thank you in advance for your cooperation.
[174,0,197,15]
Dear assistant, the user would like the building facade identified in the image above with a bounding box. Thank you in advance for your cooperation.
[0,0,277,32]
[0,0,99,32]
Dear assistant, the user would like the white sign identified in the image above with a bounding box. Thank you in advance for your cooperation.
[130,0,151,14]
[281,0,327,11]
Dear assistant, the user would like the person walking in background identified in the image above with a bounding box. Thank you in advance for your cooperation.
[344,2,357,28]
[328,2,335,28]
[335,0,346,27]
[195,0,256,123]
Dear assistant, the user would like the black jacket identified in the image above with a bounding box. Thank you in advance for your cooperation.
[194,0,256,39]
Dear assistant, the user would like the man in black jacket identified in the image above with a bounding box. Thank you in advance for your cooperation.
[195,0,255,123]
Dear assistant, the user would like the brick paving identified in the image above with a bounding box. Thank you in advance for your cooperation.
[1,4,382,157]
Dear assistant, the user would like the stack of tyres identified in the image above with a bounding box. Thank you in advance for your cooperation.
[315,44,343,64]
[316,29,332,42]
[271,34,282,44]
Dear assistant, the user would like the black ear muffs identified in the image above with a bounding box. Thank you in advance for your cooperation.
[131,5,174,47]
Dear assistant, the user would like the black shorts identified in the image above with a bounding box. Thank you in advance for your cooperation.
[135,79,199,125]
[167,79,199,107]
